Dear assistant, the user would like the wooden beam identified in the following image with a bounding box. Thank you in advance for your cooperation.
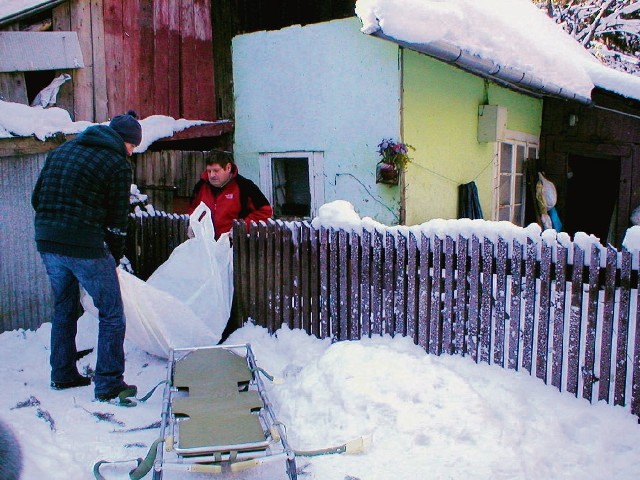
[91,0,108,122]
[152,121,233,143]
[70,0,94,121]
[0,134,73,158]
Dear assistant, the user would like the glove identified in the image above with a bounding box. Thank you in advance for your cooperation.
[105,228,126,260]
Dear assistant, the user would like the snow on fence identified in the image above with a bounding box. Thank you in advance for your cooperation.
[231,219,640,419]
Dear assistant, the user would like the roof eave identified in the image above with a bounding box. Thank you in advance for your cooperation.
[371,30,592,105]
[0,1,66,28]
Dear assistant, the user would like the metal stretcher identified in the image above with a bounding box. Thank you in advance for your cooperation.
[151,344,297,479]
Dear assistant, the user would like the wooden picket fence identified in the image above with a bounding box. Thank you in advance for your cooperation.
[126,211,190,280]
[231,219,640,419]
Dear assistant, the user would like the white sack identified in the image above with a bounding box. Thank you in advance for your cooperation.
[81,203,233,358]
[146,202,233,343]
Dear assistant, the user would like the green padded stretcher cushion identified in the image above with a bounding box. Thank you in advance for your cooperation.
[171,348,267,451]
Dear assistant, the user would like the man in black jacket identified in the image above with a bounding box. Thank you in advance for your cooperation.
[32,111,141,403]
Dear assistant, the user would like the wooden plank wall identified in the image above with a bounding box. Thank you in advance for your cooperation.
[132,149,209,213]
[233,219,640,420]
[103,0,216,121]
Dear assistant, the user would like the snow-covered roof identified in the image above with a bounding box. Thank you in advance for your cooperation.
[355,0,640,103]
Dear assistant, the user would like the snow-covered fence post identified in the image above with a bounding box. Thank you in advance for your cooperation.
[349,229,361,340]
[598,246,618,402]
[493,237,508,367]
[360,229,372,339]
[551,243,568,390]
[522,238,537,374]
[536,241,553,382]
[407,232,420,344]
[466,235,481,362]
[454,234,468,355]
[583,243,602,402]
[442,236,456,355]
[567,243,585,396]
[319,227,329,338]
[479,237,494,364]
[508,239,523,370]
[613,249,632,407]
[429,235,444,355]
[632,254,640,417]
[417,233,431,351]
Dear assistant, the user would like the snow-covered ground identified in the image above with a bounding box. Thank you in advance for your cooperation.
[1,315,639,480]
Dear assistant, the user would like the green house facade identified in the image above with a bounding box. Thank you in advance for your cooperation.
[233,17,544,226]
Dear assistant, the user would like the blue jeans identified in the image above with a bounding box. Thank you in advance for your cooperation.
[40,252,127,396]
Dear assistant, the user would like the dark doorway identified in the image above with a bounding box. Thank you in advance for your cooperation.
[565,154,620,244]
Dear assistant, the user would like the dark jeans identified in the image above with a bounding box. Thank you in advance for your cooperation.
[40,252,127,396]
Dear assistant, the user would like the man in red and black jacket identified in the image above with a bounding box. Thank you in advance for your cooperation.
[188,154,273,239]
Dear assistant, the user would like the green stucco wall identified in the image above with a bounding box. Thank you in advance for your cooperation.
[402,49,543,224]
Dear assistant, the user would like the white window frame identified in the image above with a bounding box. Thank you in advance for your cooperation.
[492,129,539,226]
[259,151,325,219]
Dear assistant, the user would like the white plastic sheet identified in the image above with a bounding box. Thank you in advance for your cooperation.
[82,203,233,358]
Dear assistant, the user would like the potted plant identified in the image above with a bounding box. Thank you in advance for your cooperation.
[376,138,414,185]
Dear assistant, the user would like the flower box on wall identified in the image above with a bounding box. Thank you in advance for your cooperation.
[376,161,400,185]
[375,138,414,186]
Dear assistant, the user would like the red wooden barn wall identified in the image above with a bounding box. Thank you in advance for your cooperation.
[103,0,216,121]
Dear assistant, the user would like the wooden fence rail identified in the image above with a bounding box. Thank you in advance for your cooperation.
[232,219,640,420]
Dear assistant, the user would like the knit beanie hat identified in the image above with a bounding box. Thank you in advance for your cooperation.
[109,110,142,145]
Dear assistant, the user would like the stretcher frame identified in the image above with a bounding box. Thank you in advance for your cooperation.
[151,344,297,479]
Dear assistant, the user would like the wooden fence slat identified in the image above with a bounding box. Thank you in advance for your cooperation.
[479,238,493,364]
[273,220,283,331]
[350,230,361,340]
[361,229,372,338]
[632,254,640,416]
[551,245,568,390]
[455,235,468,355]
[523,239,537,374]
[536,241,553,382]
[383,232,395,336]
[567,245,585,396]
[583,244,602,402]
[301,223,311,334]
[598,246,618,402]
[329,229,339,339]
[395,233,408,337]
[266,220,276,331]
[430,236,443,355]
[407,233,419,344]
[248,223,258,322]
[339,229,349,340]
[417,234,431,350]
[308,224,320,338]
[232,221,243,328]
[371,230,383,335]
[282,225,292,329]
[442,236,455,354]
[614,250,632,406]
[258,222,268,330]
[319,228,329,338]
[291,224,302,330]
[508,240,523,370]
[467,236,481,362]
[494,237,508,367]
